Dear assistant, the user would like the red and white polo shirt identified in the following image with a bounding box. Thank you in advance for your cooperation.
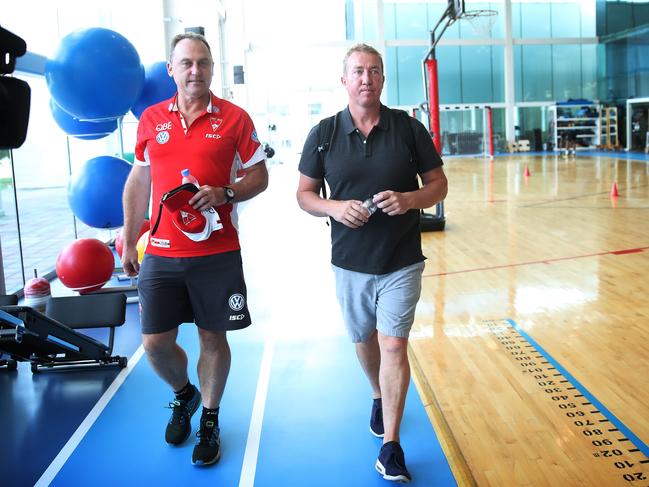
[134,92,265,257]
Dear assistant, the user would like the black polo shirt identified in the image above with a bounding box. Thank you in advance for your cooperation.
[299,104,443,274]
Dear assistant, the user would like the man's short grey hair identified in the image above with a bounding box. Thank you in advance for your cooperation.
[169,32,212,62]
[343,43,384,75]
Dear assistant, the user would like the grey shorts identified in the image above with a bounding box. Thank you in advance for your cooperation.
[332,261,425,343]
[138,251,251,334]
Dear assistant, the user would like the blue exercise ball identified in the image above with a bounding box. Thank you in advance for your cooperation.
[45,28,144,121]
[49,99,118,140]
[68,156,132,229]
[131,61,177,119]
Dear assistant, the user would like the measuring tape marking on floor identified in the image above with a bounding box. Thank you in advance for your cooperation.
[482,319,649,486]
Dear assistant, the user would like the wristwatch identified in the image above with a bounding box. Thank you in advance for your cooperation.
[223,186,235,204]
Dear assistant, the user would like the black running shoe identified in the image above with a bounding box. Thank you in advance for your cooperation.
[370,398,384,437]
[165,385,201,445]
[375,441,412,483]
[192,418,221,466]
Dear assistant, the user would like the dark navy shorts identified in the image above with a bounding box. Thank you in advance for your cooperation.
[138,250,251,334]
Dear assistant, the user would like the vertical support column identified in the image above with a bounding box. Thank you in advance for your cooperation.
[487,106,494,158]
[503,0,516,143]
[426,58,442,153]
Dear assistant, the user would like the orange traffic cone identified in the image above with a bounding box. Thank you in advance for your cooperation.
[610,181,619,197]
[524,165,531,177]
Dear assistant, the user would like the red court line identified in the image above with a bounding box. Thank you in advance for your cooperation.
[424,246,649,277]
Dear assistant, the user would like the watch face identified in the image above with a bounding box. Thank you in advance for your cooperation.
[225,187,235,200]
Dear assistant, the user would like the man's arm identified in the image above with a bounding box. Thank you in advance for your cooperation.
[373,166,448,216]
[121,164,151,276]
[296,173,369,228]
[188,161,269,211]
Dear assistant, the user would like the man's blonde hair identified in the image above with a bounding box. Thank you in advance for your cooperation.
[342,43,384,75]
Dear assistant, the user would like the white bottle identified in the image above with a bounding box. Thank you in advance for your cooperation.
[362,197,378,216]
[181,168,199,188]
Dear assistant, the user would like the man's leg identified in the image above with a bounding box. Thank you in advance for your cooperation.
[142,327,201,446]
[196,328,231,408]
[377,333,410,443]
[355,330,381,399]
[192,328,230,466]
[142,327,188,391]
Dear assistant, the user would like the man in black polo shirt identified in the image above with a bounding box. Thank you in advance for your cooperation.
[296,43,448,483]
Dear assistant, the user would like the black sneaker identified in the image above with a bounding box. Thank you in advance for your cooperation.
[370,398,384,437]
[165,385,201,445]
[192,418,221,466]
[375,441,412,483]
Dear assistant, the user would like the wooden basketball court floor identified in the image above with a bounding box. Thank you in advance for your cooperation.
[409,152,649,486]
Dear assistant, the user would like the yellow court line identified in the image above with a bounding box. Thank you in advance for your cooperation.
[409,347,478,487]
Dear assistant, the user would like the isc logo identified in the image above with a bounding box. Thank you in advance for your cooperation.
[205,133,222,139]
[229,314,245,321]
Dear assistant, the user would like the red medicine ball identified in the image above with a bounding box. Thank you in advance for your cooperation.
[56,238,115,293]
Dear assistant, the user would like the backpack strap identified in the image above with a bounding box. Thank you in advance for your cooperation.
[392,109,418,165]
[392,109,427,217]
[316,112,338,200]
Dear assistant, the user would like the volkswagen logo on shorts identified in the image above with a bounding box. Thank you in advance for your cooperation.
[156,131,170,144]
[228,293,245,311]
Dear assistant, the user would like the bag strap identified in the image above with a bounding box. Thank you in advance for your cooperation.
[316,112,338,200]
[150,183,198,236]
[390,109,427,216]
[150,200,164,236]
[392,109,418,165]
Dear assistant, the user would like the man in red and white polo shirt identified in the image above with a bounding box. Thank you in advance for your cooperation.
[122,32,267,467]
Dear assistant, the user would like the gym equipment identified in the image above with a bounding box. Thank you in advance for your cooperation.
[56,238,115,293]
[45,27,144,121]
[0,293,128,373]
[0,294,18,370]
[68,155,132,229]
[49,98,117,140]
[420,0,498,233]
[131,61,177,119]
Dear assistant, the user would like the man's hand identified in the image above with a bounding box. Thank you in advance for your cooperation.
[374,190,413,216]
[188,185,225,211]
[330,200,370,228]
[121,247,140,277]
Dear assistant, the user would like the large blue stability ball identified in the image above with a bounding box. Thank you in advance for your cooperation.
[131,61,177,119]
[49,99,118,140]
[45,28,144,121]
[68,155,132,229]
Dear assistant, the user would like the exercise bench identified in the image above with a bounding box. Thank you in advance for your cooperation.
[0,293,128,373]
[0,294,18,370]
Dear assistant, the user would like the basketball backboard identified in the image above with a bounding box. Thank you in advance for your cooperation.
[448,0,465,20]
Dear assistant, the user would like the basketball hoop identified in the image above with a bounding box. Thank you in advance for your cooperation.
[460,9,498,38]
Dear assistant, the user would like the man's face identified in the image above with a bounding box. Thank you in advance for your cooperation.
[167,39,214,99]
[341,51,384,108]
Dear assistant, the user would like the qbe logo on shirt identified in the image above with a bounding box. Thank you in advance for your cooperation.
[156,131,170,144]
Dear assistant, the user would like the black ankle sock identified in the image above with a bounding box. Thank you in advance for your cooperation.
[174,381,194,402]
[373,397,382,408]
[201,407,220,425]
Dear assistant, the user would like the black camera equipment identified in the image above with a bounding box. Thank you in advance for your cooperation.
[1,25,31,149]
